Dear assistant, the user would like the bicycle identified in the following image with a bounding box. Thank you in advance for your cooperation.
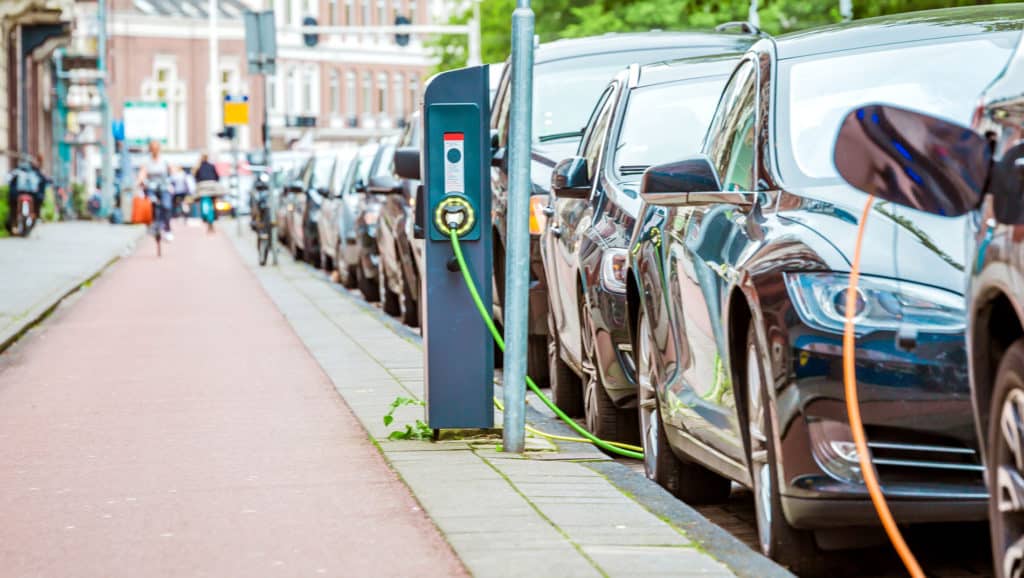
[251,172,274,266]
[144,177,171,257]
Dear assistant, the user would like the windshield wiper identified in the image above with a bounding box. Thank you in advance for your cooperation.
[537,129,584,143]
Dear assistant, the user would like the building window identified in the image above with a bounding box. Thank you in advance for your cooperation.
[302,68,314,113]
[392,72,404,121]
[329,69,340,116]
[407,73,419,114]
[376,72,388,117]
[345,71,357,125]
[344,0,353,24]
[141,56,187,149]
[361,0,370,25]
[328,0,337,24]
[285,67,296,114]
[377,0,387,24]
[285,0,294,25]
[267,75,277,112]
[362,71,373,118]
[409,0,416,24]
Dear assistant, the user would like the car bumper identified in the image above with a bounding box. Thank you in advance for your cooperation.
[528,236,548,336]
[588,284,636,407]
[782,494,987,528]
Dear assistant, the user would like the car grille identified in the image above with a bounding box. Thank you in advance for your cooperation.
[865,426,984,486]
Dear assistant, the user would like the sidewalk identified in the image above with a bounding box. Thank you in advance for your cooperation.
[0,226,465,577]
[0,221,143,351]
[229,230,790,578]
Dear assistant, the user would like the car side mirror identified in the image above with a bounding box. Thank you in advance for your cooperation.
[833,103,990,217]
[368,175,403,195]
[640,156,736,207]
[551,156,590,199]
[355,179,367,194]
[394,147,421,181]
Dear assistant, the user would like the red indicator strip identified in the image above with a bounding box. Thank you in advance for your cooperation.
[443,132,464,141]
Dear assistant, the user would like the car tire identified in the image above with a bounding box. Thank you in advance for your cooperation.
[548,310,583,418]
[637,310,730,504]
[744,325,824,575]
[988,338,1024,578]
[306,235,321,268]
[381,267,401,316]
[357,263,380,302]
[581,299,638,443]
[400,271,420,328]
[290,235,302,260]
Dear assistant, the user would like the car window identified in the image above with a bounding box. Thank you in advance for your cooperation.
[376,145,396,177]
[613,75,728,180]
[580,87,616,181]
[705,60,756,191]
[311,155,335,191]
[494,71,513,148]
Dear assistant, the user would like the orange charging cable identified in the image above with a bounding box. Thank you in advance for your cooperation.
[844,195,925,578]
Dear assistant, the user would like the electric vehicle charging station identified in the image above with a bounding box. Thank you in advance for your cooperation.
[419,64,494,430]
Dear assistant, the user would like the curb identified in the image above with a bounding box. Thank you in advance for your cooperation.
[0,227,143,354]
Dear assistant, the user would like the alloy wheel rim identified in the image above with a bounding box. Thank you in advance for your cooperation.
[747,341,773,555]
[996,387,1024,578]
[637,314,658,477]
[581,306,600,432]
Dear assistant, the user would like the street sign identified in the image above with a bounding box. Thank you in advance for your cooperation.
[123,101,168,145]
[302,16,319,47]
[224,95,250,126]
[244,10,277,75]
[395,15,411,47]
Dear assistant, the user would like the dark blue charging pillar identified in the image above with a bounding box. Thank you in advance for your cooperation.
[422,65,493,429]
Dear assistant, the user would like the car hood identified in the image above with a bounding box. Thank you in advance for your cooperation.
[777,184,970,295]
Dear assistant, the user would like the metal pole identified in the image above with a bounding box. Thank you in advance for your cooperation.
[232,132,240,235]
[502,0,534,454]
[98,0,114,214]
[263,68,277,265]
[208,0,220,157]
[467,1,482,67]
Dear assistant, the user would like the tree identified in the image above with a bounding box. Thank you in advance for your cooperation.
[430,0,1018,72]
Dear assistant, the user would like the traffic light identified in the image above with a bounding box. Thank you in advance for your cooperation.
[216,126,237,140]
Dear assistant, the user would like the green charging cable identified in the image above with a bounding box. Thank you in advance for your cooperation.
[448,229,644,460]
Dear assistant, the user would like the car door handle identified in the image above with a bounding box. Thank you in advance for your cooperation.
[542,205,555,217]
[550,225,563,238]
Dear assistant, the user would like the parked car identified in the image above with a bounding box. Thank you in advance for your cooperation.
[370,112,423,327]
[831,32,1024,578]
[627,7,1022,573]
[490,29,759,384]
[313,147,361,272]
[286,150,346,267]
[544,53,751,443]
[276,161,308,247]
[353,136,400,302]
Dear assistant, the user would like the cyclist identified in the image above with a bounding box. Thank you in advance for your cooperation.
[5,154,48,233]
[136,140,174,241]
[193,153,221,233]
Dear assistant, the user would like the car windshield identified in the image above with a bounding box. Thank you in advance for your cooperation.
[311,154,335,190]
[535,49,714,142]
[777,33,1018,187]
[614,75,728,180]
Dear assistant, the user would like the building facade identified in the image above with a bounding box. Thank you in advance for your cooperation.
[105,0,445,155]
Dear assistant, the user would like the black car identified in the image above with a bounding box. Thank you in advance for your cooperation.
[832,32,1024,578]
[545,53,752,443]
[370,113,423,327]
[628,7,1022,573]
[353,136,399,302]
[489,29,758,383]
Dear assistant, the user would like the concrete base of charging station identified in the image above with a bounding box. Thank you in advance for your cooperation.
[229,227,791,578]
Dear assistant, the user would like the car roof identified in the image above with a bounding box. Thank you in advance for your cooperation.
[536,31,755,65]
[774,4,1024,60]
[636,53,744,87]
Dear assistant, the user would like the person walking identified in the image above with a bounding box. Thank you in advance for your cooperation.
[137,140,174,241]
[193,153,221,233]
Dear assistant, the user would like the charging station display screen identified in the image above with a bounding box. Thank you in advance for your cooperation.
[443,132,465,195]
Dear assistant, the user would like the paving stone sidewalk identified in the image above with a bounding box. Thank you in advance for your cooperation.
[230,231,791,578]
[0,222,143,350]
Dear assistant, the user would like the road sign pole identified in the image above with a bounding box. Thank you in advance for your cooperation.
[503,0,534,454]
[98,0,115,215]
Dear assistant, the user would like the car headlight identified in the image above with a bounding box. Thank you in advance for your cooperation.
[600,249,629,294]
[784,272,964,334]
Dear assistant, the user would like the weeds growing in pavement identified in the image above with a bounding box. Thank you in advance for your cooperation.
[383,396,432,440]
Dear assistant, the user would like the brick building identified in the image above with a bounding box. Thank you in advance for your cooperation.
[105,0,446,154]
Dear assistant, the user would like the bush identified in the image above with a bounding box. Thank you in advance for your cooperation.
[0,185,8,238]
[71,182,87,218]
[40,186,57,222]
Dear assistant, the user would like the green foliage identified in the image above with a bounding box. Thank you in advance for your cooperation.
[431,0,1020,71]
[39,187,57,223]
[71,182,87,218]
[383,396,433,440]
[0,185,8,238]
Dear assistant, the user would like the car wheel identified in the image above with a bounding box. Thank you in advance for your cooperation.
[581,297,638,444]
[306,236,321,268]
[989,339,1024,578]
[357,263,380,302]
[381,265,401,316]
[548,309,583,417]
[637,310,730,503]
[745,325,823,575]
[290,235,302,260]
[399,270,420,328]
